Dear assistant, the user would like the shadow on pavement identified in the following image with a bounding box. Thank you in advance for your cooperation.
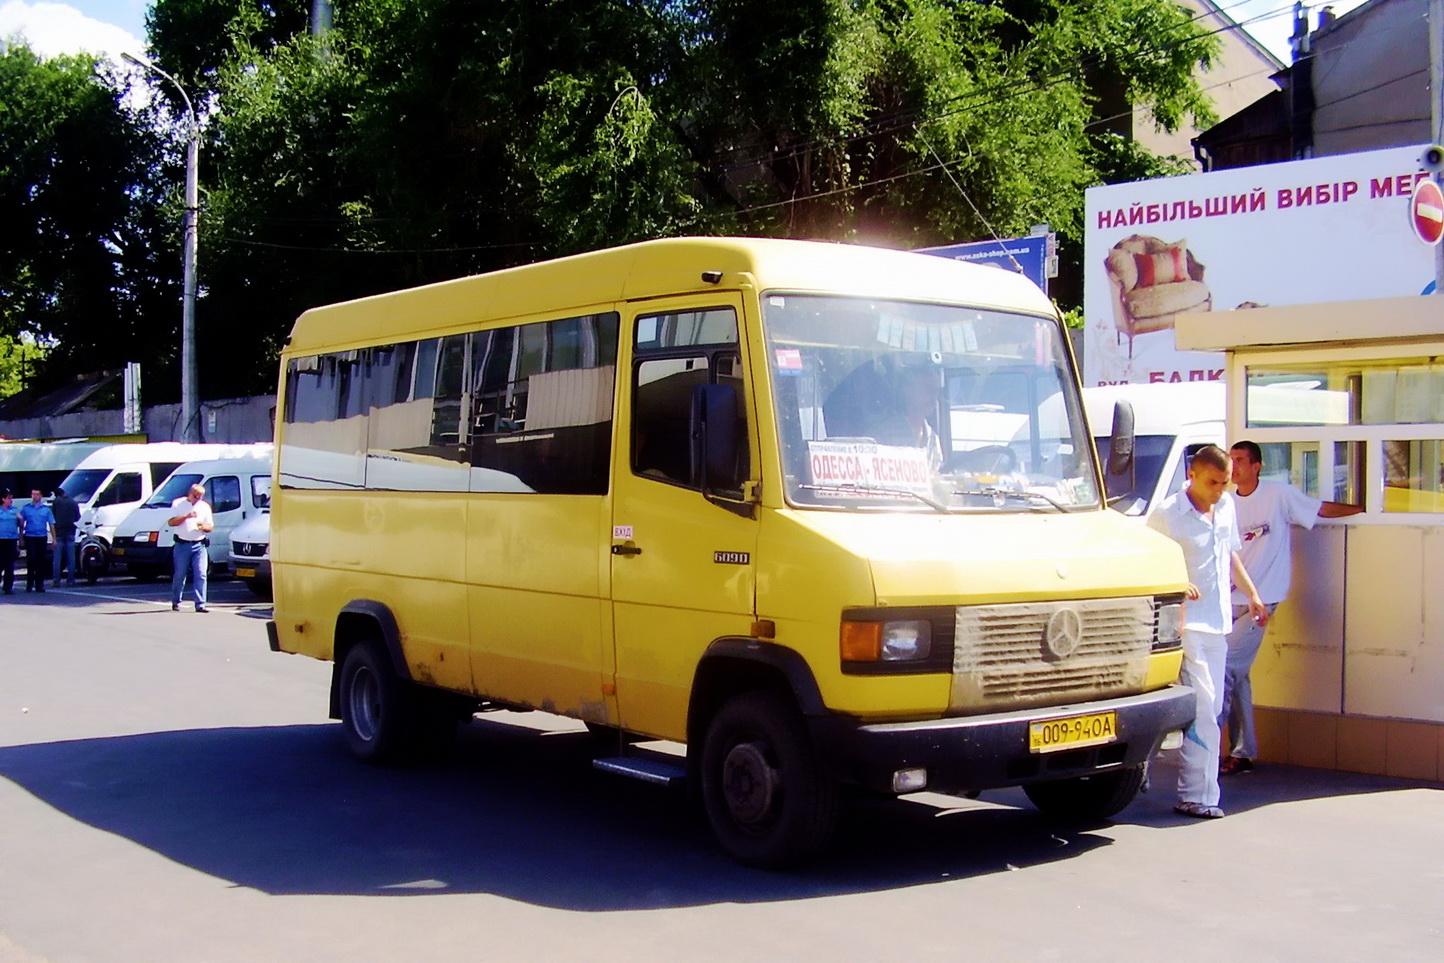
[0,718,1120,907]
[2,718,1435,907]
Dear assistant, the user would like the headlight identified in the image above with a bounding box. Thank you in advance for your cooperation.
[841,619,933,663]
[1153,597,1184,652]
[136,531,159,544]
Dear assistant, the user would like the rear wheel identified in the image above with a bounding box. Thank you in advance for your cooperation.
[1022,764,1145,822]
[337,641,457,763]
[700,690,840,868]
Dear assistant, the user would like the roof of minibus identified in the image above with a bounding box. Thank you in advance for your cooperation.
[286,236,1057,354]
[71,442,271,470]
[1083,382,1225,437]
[163,452,274,477]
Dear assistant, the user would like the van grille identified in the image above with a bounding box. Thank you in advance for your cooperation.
[233,542,268,558]
[950,598,1153,711]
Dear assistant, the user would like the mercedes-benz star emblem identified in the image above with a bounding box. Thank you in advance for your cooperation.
[1044,608,1083,661]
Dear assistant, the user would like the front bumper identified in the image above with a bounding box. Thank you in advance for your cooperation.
[112,542,168,566]
[230,557,271,580]
[811,684,1195,795]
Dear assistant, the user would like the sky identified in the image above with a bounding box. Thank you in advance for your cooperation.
[0,0,1372,73]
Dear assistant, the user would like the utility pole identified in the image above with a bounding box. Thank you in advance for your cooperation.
[123,53,202,440]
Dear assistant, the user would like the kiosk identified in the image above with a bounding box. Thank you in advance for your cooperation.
[1178,295,1444,780]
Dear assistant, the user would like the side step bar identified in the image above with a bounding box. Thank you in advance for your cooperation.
[593,754,686,787]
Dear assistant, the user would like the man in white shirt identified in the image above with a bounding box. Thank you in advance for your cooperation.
[1219,441,1362,774]
[1147,445,1267,818]
[167,484,215,612]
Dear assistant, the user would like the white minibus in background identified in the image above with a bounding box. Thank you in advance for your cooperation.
[57,442,271,580]
[0,440,110,501]
[1084,382,1225,517]
[110,447,274,580]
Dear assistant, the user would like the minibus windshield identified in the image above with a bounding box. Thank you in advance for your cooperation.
[57,468,111,504]
[762,294,1099,512]
[144,473,203,508]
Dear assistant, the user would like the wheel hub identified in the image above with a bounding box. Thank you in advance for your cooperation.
[721,740,777,825]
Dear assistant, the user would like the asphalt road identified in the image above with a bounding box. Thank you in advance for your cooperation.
[1,577,1441,963]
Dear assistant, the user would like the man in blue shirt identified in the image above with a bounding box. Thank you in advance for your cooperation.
[18,489,55,593]
[1147,446,1267,819]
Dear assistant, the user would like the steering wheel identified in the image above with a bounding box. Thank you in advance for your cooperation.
[958,445,1016,475]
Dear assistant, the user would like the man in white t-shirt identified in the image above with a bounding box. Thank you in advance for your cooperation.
[167,483,215,613]
[1219,441,1362,774]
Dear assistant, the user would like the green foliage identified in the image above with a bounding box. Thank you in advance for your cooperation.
[0,44,176,397]
[2,1,1223,399]
[0,335,46,400]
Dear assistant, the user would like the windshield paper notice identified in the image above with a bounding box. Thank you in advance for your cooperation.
[806,440,933,496]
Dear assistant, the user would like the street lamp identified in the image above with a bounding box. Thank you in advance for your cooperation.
[123,52,202,442]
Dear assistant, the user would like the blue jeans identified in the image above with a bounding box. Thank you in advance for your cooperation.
[52,533,76,583]
[172,539,208,608]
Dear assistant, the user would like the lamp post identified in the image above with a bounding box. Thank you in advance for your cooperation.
[123,52,201,442]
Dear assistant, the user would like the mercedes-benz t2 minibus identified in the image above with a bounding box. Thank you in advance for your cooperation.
[267,237,1193,867]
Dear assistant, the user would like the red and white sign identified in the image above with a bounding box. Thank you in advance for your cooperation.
[807,441,932,497]
[1411,179,1444,245]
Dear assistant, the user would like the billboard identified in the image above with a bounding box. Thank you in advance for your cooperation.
[920,234,1051,292]
[1084,145,1439,387]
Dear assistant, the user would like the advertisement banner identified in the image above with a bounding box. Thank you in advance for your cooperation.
[1084,145,1439,387]
[919,235,1050,292]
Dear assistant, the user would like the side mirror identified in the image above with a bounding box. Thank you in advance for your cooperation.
[1104,399,1137,506]
[1107,399,1135,476]
[690,382,743,492]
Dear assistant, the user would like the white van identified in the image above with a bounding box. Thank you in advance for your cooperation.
[0,440,110,500]
[1084,382,1225,517]
[109,448,274,579]
[57,442,271,580]
[228,511,271,598]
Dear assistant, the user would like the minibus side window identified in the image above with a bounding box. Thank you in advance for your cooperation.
[280,351,367,489]
[469,312,619,495]
[97,472,142,506]
[631,308,747,489]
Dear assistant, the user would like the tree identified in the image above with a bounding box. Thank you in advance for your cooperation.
[0,43,177,399]
[137,0,1219,395]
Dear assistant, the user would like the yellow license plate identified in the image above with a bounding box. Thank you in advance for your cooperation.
[235,567,256,578]
[113,547,126,556]
[1029,711,1117,753]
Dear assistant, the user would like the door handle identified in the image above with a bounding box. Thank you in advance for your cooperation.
[610,544,642,556]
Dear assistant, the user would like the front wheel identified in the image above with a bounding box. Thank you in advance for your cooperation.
[700,691,840,868]
[1022,764,1146,822]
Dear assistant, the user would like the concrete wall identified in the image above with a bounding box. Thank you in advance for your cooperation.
[0,396,276,444]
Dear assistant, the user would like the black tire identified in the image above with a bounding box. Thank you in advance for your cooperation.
[243,578,273,600]
[338,641,462,763]
[700,690,840,868]
[1022,764,1146,822]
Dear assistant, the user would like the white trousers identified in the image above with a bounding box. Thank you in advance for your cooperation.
[1178,629,1227,807]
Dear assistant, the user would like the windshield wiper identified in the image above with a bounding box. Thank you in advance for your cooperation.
[799,483,948,512]
[955,487,1068,512]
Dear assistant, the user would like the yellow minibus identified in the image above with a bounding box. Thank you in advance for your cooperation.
[267,237,1193,866]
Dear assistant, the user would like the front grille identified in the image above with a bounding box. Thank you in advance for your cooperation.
[233,542,268,558]
[950,597,1153,711]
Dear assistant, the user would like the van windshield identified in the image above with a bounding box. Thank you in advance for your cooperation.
[1094,434,1178,516]
[762,294,1099,512]
[57,468,111,504]
[144,473,204,508]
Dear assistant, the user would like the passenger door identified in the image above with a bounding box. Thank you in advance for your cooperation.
[204,475,244,565]
[609,297,760,740]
